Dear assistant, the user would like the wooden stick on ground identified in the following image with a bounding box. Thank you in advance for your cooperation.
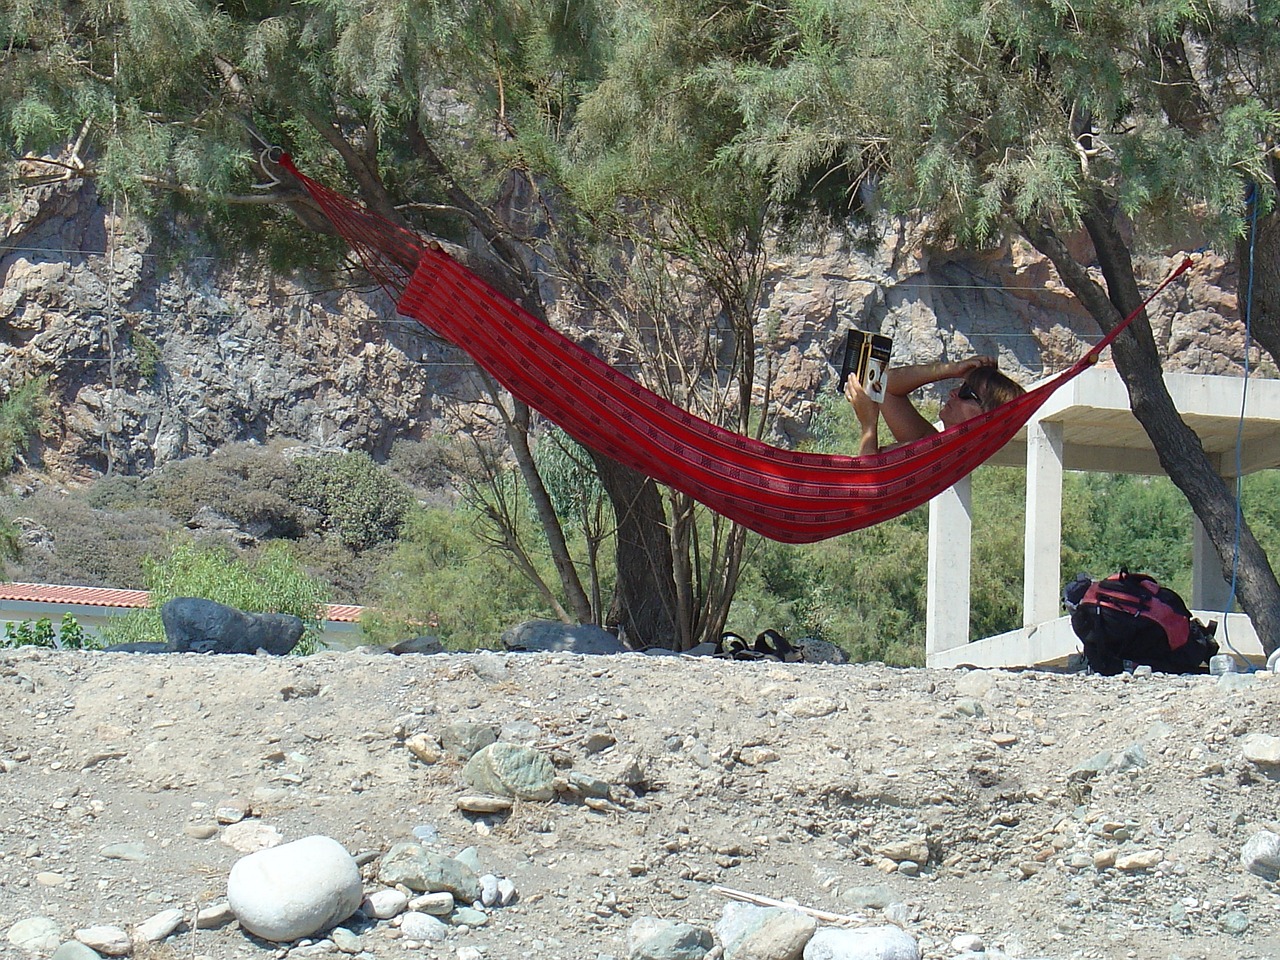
[709,885,865,925]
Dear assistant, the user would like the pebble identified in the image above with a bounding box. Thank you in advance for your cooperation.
[51,942,103,960]
[802,923,919,960]
[196,902,235,929]
[627,915,713,960]
[221,820,283,853]
[134,907,184,943]
[1114,849,1163,871]
[1240,830,1280,881]
[8,917,63,953]
[408,891,455,915]
[330,926,363,953]
[227,835,363,942]
[1241,733,1280,766]
[364,888,409,919]
[99,842,148,862]
[399,911,449,942]
[74,924,131,956]
[457,795,514,814]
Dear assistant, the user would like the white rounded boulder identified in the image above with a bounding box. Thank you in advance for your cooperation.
[227,835,363,942]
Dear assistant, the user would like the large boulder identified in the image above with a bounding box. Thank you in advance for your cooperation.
[161,598,304,655]
[501,619,627,655]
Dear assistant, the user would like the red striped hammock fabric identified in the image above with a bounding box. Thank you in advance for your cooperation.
[278,154,1190,544]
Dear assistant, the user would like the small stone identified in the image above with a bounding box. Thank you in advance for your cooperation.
[1241,734,1280,767]
[408,891,455,915]
[451,907,488,927]
[220,820,282,854]
[991,732,1018,746]
[1115,849,1164,871]
[184,822,219,840]
[215,798,250,824]
[133,907,184,943]
[1241,830,1280,881]
[405,733,442,764]
[99,842,148,862]
[457,795,514,814]
[195,903,235,929]
[399,912,448,942]
[497,877,517,905]
[330,926,363,953]
[51,943,102,960]
[74,924,131,956]
[951,933,984,952]
[1220,910,1250,935]
[7,917,63,954]
[364,888,409,919]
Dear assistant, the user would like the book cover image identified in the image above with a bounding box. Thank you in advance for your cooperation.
[839,329,893,403]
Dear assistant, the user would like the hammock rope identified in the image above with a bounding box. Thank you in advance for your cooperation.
[277,153,1191,544]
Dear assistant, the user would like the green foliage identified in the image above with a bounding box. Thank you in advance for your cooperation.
[0,377,50,475]
[1061,473,1193,595]
[130,328,162,380]
[2,613,99,650]
[362,505,553,650]
[293,451,414,551]
[0,514,19,566]
[102,540,330,654]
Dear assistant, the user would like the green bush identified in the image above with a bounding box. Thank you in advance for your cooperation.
[102,540,331,654]
[2,613,99,650]
[293,451,414,551]
[361,505,552,650]
[0,377,50,475]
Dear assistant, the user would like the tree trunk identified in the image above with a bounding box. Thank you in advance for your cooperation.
[1235,201,1280,372]
[588,450,681,649]
[1023,207,1280,656]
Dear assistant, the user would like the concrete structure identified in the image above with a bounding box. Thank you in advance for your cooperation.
[0,582,363,649]
[925,365,1280,669]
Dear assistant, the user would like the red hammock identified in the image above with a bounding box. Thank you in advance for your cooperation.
[277,154,1190,544]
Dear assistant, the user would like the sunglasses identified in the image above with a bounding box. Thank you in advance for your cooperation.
[956,382,982,404]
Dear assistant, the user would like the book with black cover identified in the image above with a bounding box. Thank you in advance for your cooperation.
[838,328,893,402]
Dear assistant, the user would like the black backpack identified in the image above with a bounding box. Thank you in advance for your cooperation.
[1063,569,1219,675]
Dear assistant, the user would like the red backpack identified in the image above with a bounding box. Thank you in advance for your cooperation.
[1064,569,1219,675]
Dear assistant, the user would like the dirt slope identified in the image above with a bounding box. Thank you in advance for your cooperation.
[1,647,1277,960]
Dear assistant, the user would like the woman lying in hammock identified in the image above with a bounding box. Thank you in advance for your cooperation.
[847,356,1025,456]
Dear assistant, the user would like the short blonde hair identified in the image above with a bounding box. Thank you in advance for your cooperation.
[967,366,1024,413]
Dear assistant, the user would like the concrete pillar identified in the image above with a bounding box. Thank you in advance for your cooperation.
[1192,515,1234,611]
[927,475,972,659]
[1023,420,1064,626]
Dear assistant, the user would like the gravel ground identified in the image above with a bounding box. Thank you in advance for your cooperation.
[1,646,1278,960]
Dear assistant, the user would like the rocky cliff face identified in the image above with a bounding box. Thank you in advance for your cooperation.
[0,177,1255,480]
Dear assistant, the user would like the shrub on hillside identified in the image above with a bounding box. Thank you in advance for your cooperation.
[387,437,473,494]
[142,443,306,538]
[0,377,50,475]
[293,451,413,551]
[0,490,179,588]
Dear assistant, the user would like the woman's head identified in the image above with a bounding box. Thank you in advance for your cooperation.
[965,365,1024,412]
[942,366,1024,425]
